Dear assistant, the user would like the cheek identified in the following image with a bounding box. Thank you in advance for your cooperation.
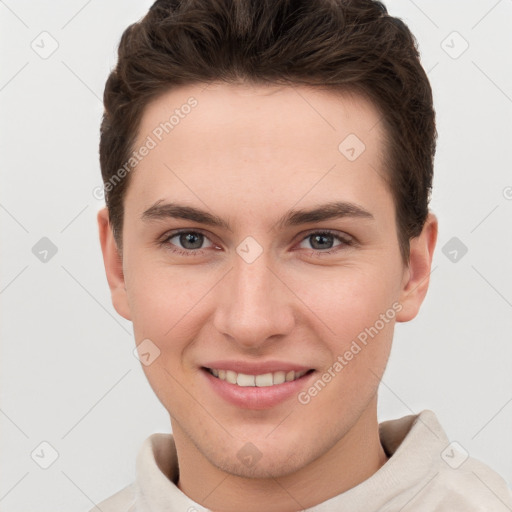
[289,263,399,340]
[126,265,220,408]
[125,265,207,412]
[125,258,212,339]
[298,275,396,417]
[126,255,401,352]
[290,265,397,401]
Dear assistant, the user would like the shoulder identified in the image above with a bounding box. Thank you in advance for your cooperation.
[380,410,512,511]
[416,455,512,511]
[88,482,136,512]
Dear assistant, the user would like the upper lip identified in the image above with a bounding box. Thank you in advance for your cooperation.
[202,360,313,375]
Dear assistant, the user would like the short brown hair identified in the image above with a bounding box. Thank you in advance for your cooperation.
[99,0,436,264]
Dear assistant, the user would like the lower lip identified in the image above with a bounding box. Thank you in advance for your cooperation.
[201,368,316,410]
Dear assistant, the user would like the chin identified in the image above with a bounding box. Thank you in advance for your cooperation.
[210,445,308,480]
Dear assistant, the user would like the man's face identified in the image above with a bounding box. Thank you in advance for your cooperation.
[104,83,419,478]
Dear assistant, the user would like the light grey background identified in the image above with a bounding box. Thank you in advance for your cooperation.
[1,1,511,510]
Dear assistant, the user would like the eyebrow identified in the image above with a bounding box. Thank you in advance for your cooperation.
[141,200,374,231]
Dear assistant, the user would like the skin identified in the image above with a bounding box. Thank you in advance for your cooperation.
[98,82,437,512]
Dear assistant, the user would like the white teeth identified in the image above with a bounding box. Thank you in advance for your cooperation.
[237,373,255,387]
[225,370,237,385]
[255,373,273,387]
[209,368,309,387]
[273,371,286,384]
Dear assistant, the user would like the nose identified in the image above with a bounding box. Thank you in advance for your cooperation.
[212,249,296,351]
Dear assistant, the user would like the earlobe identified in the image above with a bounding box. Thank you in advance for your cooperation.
[396,212,438,323]
[97,208,132,321]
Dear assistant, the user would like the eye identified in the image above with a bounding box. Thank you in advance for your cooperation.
[159,230,215,256]
[297,230,353,255]
[158,229,354,257]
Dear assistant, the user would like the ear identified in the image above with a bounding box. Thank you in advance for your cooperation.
[97,207,132,321]
[396,212,438,322]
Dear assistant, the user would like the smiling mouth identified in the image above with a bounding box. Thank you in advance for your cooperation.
[204,367,315,387]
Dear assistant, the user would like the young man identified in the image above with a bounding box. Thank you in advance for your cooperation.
[94,0,512,510]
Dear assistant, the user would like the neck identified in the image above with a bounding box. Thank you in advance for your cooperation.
[174,397,388,512]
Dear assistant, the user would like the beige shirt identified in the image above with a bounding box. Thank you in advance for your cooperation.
[90,409,512,511]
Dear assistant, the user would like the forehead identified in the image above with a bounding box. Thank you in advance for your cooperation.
[126,82,392,225]
[136,82,384,151]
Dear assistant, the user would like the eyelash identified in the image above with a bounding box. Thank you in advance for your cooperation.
[158,229,354,257]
